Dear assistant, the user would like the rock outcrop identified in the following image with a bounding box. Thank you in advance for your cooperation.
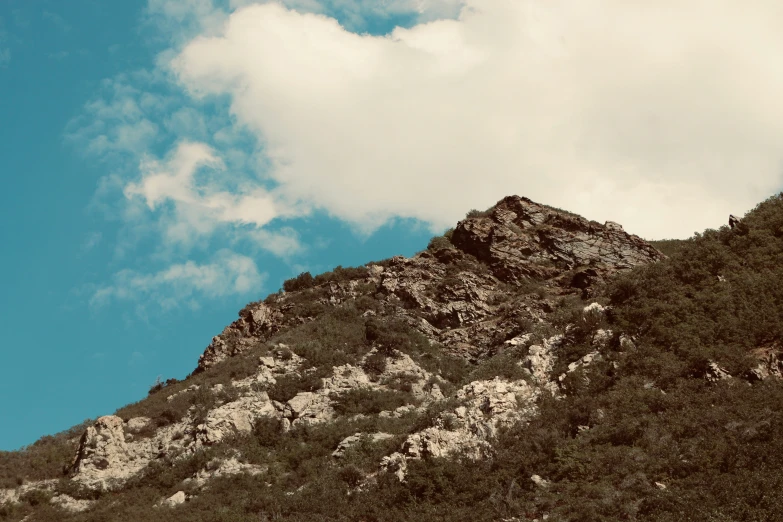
[451,196,664,286]
[194,196,663,369]
[381,378,539,480]
[198,302,284,370]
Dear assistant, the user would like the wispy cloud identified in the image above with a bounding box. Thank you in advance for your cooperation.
[42,10,72,32]
[81,231,103,252]
[90,249,265,310]
[0,48,9,67]
[123,140,292,248]
[65,77,165,160]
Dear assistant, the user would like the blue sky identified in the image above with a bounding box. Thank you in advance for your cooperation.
[0,0,442,450]
[2,0,783,450]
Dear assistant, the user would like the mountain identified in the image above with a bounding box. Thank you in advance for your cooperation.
[3,193,783,521]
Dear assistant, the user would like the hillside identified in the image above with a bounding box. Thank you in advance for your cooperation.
[3,193,783,521]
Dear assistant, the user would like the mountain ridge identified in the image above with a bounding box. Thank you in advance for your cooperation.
[5,193,783,521]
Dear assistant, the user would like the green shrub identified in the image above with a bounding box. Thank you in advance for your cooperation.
[267,372,323,403]
[427,236,454,251]
[283,271,315,292]
[331,388,415,416]
[466,208,492,219]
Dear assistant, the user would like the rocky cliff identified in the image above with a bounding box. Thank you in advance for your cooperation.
[0,195,679,520]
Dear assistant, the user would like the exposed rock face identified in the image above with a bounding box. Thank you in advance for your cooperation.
[198,302,283,370]
[451,196,664,285]
[194,196,663,367]
[197,391,277,445]
[522,334,563,386]
[381,378,539,480]
[71,416,153,491]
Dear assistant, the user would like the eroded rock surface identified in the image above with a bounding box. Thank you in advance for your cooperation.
[451,196,664,285]
[381,378,539,480]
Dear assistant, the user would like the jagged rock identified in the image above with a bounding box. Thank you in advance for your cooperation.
[322,364,373,392]
[451,196,664,285]
[166,384,200,402]
[332,433,394,458]
[505,333,534,347]
[197,302,283,371]
[285,392,334,427]
[522,335,563,385]
[704,362,731,384]
[198,391,277,445]
[71,416,153,491]
[378,350,435,400]
[192,196,663,375]
[382,378,539,479]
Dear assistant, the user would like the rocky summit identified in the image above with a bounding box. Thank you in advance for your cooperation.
[5,193,783,521]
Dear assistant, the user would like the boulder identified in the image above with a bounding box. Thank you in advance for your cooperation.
[198,392,276,445]
[163,491,186,507]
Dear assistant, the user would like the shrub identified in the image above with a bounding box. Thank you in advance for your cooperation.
[283,271,315,292]
[466,208,492,219]
[427,236,454,251]
[331,388,415,416]
[267,372,323,403]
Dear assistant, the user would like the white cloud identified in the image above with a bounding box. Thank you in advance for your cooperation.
[65,79,166,158]
[245,227,304,257]
[91,249,264,309]
[123,140,300,253]
[163,0,783,239]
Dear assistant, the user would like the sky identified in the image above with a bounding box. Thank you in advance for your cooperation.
[1,0,782,450]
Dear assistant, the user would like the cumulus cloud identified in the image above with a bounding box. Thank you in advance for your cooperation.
[91,249,264,309]
[165,0,783,239]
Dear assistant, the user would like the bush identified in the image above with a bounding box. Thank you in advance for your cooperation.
[466,208,492,219]
[267,372,323,403]
[427,236,454,251]
[283,272,315,292]
[332,388,415,416]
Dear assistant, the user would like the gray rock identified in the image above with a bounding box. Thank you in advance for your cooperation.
[125,417,152,433]
[163,491,186,507]
[332,433,393,458]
